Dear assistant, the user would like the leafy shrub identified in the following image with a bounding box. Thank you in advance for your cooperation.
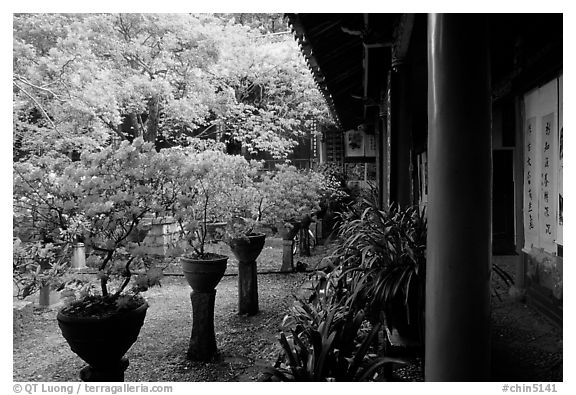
[328,202,427,339]
[168,147,263,255]
[257,165,344,228]
[13,240,71,300]
[264,270,405,381]
[13,139,168,310]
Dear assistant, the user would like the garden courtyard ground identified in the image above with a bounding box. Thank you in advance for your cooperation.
[13,240,562,382]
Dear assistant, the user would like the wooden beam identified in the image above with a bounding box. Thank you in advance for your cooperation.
[392,14,415,66]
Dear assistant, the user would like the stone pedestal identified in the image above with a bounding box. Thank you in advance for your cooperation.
[72,242,87,269]
[238,261,258,315]
[80,358,129,382]
[188,290,218,361]
[281,239,294,272]
[298,226,311,257]
[315,219,323,242]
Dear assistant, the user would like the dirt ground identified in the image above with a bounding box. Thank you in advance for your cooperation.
[13,244,562,382]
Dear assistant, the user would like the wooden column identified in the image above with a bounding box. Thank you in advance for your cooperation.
[281,240,294,272]
[390,62,413,207]
[426,14,492,381]
[238,261,258,315]
[188,290,218,361]
[513,96,527,297]
[379,89,391,209]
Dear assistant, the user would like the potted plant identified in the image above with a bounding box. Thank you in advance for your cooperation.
[14,139,167,381]
[166,148,262,359]
[256,165,342,263]
[171,149,261,292]
[223,181,268,264]
[225,216,266,316]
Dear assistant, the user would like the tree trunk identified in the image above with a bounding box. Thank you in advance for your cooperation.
[125,113,141,140]
[144,96,159,143]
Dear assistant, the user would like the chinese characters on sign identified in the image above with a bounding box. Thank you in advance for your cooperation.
[524,117,539,249]
[522,77,562,254]
[365,134,377,157]
[557,75,563,246]
[539,113,556,252]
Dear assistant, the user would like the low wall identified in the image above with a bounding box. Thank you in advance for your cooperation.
[523,247,563,326]
[142,217,182,256]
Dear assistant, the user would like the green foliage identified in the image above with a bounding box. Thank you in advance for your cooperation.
[13,240,71,300]
[168,147,263,256]
[13,13,333,161]
[13,138,170,304]
[264,269,405,381]
[258,165,344,227]
[330,203,427,334]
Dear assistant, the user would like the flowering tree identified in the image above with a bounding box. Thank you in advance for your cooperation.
[257,165,344,226]
[170,147,262,256]
[13,139,169,305]
[13,13,333,162]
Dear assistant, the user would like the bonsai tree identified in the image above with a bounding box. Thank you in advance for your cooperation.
[14,139,171,313]
[170,146,262,257]
[13,138,175,380]
[257,164,343,239]
[13,155,80,300]
[63,139,169,311]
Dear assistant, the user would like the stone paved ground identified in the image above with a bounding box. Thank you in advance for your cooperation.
[491,256,562,381]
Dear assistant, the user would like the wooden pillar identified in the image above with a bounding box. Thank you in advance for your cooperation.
[379,89,391,209]
[188,290,218,361]
[298,226,311,257]
[426,14,492,381]
[39,286,51,307]
[390,63,413,207]
[512,96,527,297]
[238,261,258,315]
[281,240,294,272]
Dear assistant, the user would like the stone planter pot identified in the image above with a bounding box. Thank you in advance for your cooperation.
[57,302,148,381]
[180,254,228,361]
[276,221,301,241]
[181,254,228,293]
[228,233,266,262]
[228,234,266,316]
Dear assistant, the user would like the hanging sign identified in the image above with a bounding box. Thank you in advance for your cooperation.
[345,129,365,157]
[523,116,539,250]
[344,127,376,157]
[557,75,563,246]
[539,113,556,252]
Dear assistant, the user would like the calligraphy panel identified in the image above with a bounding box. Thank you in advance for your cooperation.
[539,113,556,252]
[524,116,539,250]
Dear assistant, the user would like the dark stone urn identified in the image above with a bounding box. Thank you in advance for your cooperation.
[180,253,228,361]
[57,302,148,382]
[228,233,266,315]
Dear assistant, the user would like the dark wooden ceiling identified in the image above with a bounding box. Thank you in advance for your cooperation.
[287,14,563,131]
[286,13,398,131]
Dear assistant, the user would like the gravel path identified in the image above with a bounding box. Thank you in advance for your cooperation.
[13,252,562,382]
[13,272,309,382]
